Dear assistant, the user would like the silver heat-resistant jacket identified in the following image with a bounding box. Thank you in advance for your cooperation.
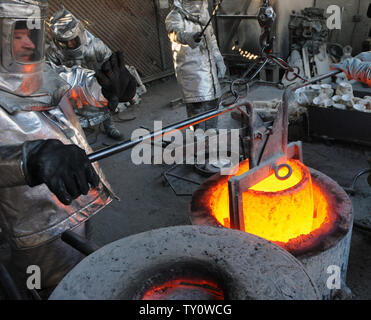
[46,29,112,71]
[165,0,224,103]
[0,63,114,250]
[48,61,112,128]
[46,10,112,127]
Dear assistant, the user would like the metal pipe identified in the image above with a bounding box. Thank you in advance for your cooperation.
[0,263,22,300]
[61,231,100,256]
[247,58,269,83]
[88,102,243,163]
[292,69,341,90]
[217,14,257,19]
[199,0,224,38]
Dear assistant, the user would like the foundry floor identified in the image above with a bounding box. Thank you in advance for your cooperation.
[1,76,371,299]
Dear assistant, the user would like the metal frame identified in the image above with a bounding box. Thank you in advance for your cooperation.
[228,69,341,231]
[228,142,303,231]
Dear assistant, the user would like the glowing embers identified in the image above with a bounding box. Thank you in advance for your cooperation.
[205,159,334,248]
[142,278,224,300]
[232,46,259,60]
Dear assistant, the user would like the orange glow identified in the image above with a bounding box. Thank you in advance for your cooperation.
[18,65,40,94]
[142,278,224,300]
[201,159,336,252]
[168,32,177,42]
[22,64,35,73]
[69,87,106,109]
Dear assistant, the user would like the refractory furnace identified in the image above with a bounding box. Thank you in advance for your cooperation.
[191,71,354,300]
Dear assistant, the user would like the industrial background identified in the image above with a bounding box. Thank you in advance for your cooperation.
[48,0,175,82]
[47,0,371,82]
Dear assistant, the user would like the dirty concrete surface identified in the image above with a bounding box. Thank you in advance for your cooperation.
[1,76,370,299]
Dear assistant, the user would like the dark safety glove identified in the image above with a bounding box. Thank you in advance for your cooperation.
[175,31,202,49]
[193,32,202,44]
[22,139,100,206]
[331,58,371,87]
[95,51,137,112]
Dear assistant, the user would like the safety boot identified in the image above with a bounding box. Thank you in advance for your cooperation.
[103,118,124,140]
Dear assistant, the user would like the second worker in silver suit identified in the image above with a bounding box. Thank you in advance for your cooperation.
[165,0,226,131]
[46,8,124,140]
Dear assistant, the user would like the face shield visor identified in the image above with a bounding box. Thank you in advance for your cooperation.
[55,36,81,51]
[181,0,207,17]
[11,20,44,64]
[50,9,86,57]
[0,0,48,96]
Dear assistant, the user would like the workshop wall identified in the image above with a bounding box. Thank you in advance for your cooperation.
[314,0,371,55]
[47,0,174,81]
[46,1,369,81]
[215,0,370,59]
[215,0,313,59]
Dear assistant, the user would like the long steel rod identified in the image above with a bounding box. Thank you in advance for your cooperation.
[88,102,242,163]
[88,70,343,164]
[293,69,341,90]
[61,231,100,256]
[0,263,22,300]
[199,0,224,38]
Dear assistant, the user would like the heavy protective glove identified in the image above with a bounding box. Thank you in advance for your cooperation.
[96,51,137,112]
[354,51,371,62]
[22,139,100,205]
[331,58,371,87]
[176,31,201,49]
[193,32,202,44]
[215,55,226,79]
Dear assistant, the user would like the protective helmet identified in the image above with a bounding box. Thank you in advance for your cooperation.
[179,0,207,16]
[0,0,47,96]
[49,8,86,58]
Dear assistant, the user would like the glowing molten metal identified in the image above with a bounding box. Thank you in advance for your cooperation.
[201,159,336,253]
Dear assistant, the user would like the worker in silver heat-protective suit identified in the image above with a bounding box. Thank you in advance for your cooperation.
[331,51,371,87]
[0,0,136,297]
[165,0,226,131]
[332,51,371,187]
[46,8,124,140]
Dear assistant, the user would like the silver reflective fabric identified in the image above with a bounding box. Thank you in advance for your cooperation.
[46,9,113,127]
[48,61,111,127]
[46,9,111,71]
[165,0,223,103]
[0,63,114,250]
[0,0,48,96]
[181,0,204,15]
[47,29,111,71]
